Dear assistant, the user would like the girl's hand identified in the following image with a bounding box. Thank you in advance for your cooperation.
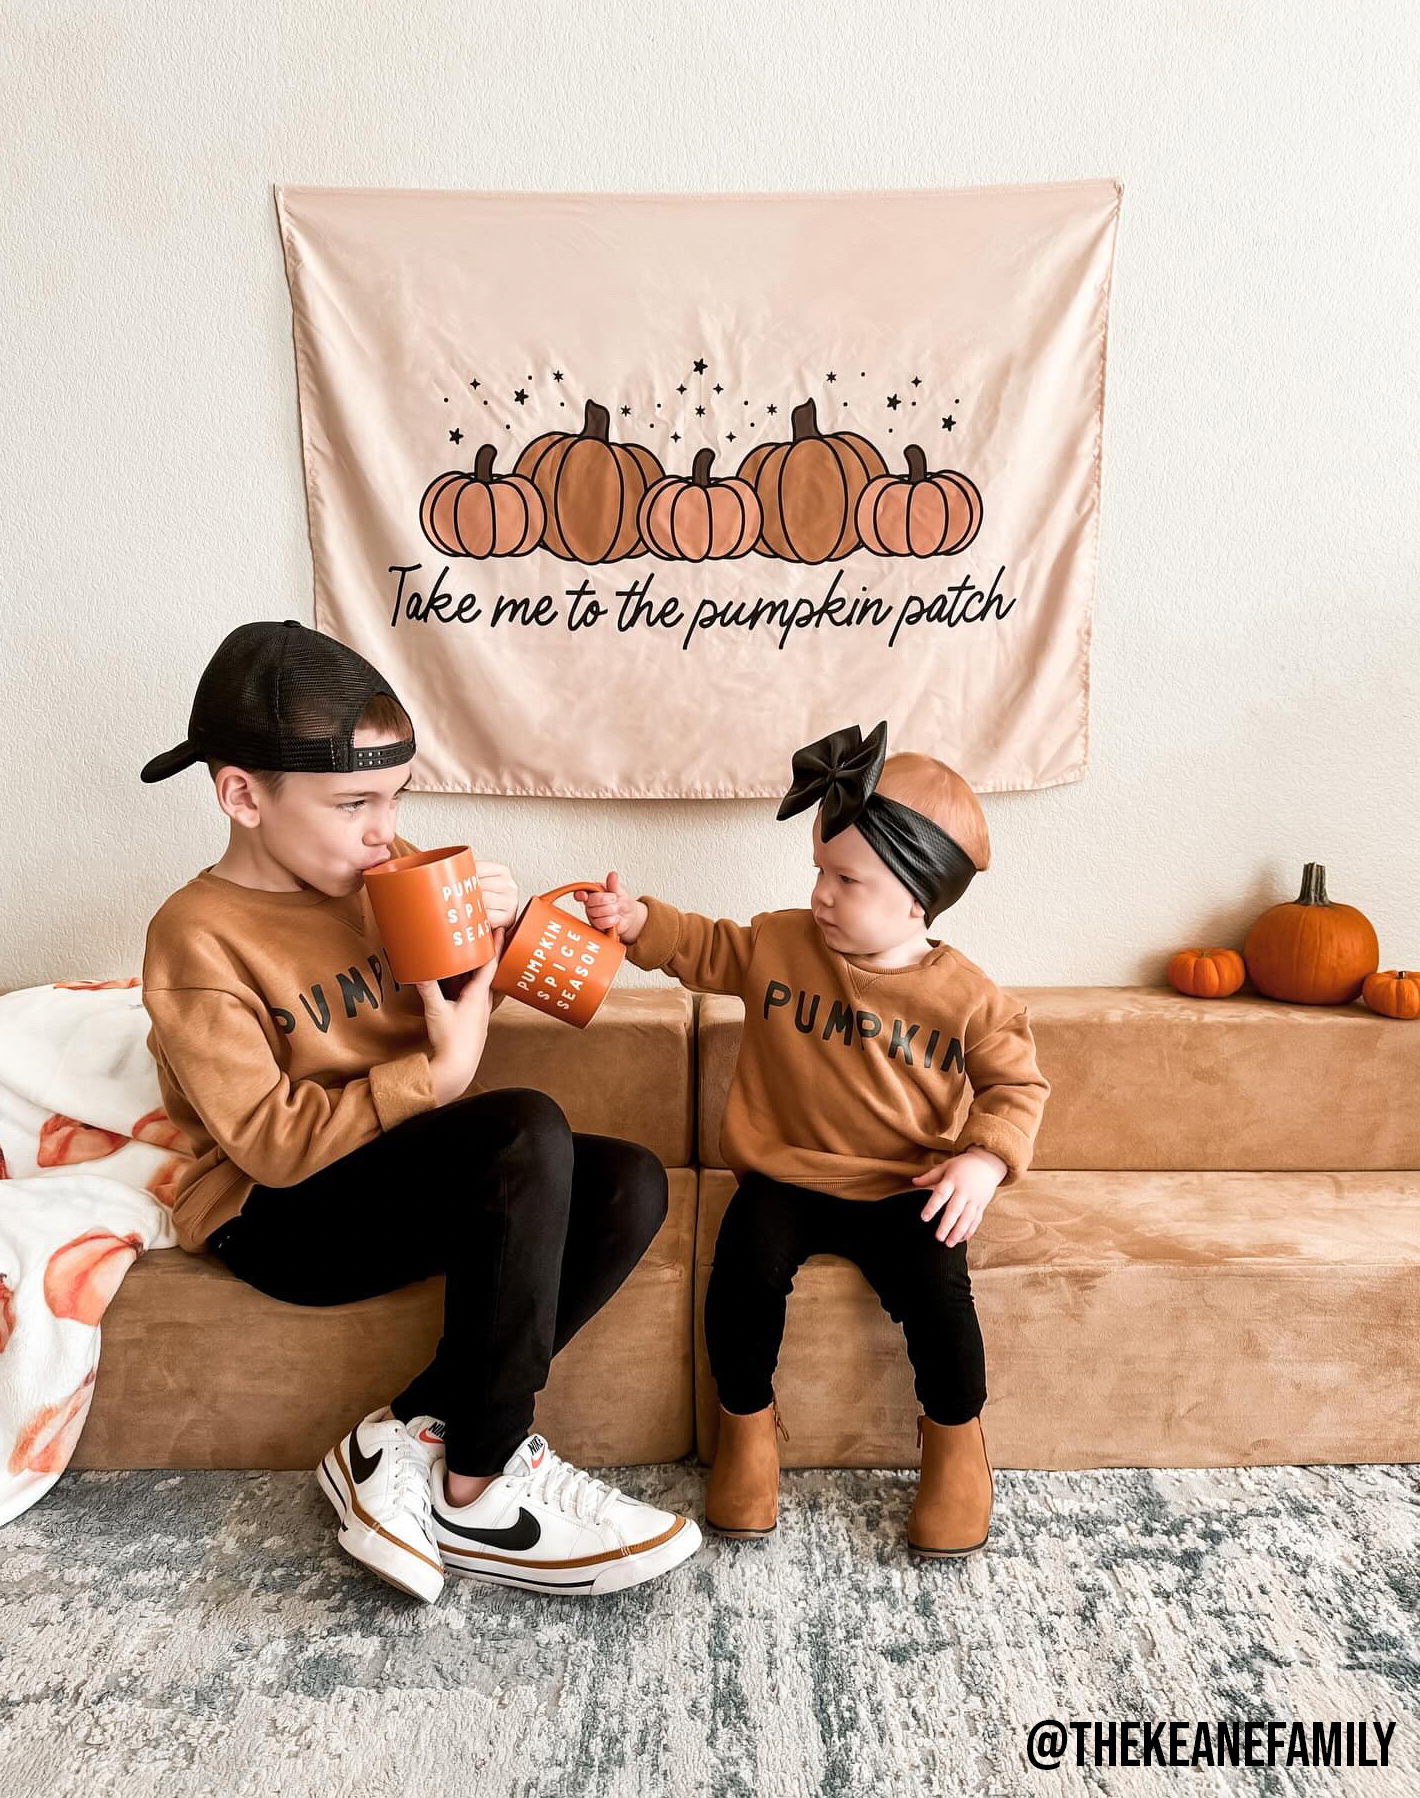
[573,871,648,944]
[911,1147,1008,1246]
[474,860,518,931]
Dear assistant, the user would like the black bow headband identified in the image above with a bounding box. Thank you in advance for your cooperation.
[776,721,978,921]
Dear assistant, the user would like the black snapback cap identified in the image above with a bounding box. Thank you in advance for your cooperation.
[140,620,417,784]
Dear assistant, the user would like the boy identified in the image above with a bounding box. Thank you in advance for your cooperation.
[578,720,1050,1557]
[140,619,700,1600]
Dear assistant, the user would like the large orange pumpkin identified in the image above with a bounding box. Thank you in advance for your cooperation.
[736,398,887,564]
[856,444,984,557]
[420,445,545,558]
[637,448,762,561]
[1361,969,1420,1020]
[1242,862,1379,1004]
[1167,947,1246,998]
[514,399,663,563]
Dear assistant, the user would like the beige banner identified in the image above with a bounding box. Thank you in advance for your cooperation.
[277,181,1123,798]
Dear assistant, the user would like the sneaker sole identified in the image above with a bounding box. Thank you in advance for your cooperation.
[438,1515,703,1596]
[316,1451,444,1604]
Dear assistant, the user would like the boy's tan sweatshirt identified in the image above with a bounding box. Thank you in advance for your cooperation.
[627,897,1051,1200]
[141,835,488,1253]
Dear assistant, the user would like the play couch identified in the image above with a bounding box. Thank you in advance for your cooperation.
[74,986,1420,1472]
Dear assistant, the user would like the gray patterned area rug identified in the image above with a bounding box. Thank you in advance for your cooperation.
[3,1461,1417,1798]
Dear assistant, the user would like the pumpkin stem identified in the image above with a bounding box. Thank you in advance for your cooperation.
[691,447,716,487]
[582,400,611,442]
[1297,862,1331,907]
[473,444,497,481]
[904,444,929,483]
[791,399,821,440]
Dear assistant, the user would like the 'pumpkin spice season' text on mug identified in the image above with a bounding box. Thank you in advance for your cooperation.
[363,846,494,988]
[491,884,626,1028]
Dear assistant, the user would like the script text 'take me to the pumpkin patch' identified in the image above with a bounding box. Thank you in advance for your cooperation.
[384,564,1019,652]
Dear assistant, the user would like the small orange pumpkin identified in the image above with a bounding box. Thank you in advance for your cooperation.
[736,398,887,564]
[638,448,762,561]
[856,444,984,557]
[1361,969,1420,1020]
[515,400,663,563]
[420,445,545,558]
[1167,947,1246,998]
[1242,862,1379,1004]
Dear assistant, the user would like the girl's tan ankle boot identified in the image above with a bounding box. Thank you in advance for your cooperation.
[908,1413,993,1557]
[705,1400,787,1537]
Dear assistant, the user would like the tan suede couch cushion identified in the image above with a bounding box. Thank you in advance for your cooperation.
[693,1166,1420,1469]
[75,1168,696,1470]
[698,987,1420,1171]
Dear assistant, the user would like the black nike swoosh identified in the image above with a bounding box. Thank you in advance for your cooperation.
[348,1424,383,1486]
[433,1504,542,1551]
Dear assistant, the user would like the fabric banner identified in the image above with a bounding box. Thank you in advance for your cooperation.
[276,180,1123,798]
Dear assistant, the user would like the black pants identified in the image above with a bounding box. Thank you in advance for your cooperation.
[207,1088,668,1476]
[704,1171,987,1427]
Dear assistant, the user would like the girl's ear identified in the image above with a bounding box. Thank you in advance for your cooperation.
[909,897,926,921]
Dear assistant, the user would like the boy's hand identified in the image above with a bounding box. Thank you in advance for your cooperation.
[573,871,648,944]
[475,861,518,931]
[416,928,505,1105]
[911,1147,1008,1246]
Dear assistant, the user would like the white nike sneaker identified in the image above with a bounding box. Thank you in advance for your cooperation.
[316,1406,446,1603]
[431,1432,702,1596]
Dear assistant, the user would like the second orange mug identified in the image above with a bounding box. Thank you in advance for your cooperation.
[363,845,494,985]
[492,883,626,1028]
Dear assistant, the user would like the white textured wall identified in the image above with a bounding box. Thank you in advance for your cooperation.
[4,2,1416,990]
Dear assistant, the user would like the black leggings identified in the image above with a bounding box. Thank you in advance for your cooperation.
[704,1171,986,1426]
[207,1088,668,1475]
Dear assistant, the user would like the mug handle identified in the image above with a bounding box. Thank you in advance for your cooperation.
[543,881,621,942]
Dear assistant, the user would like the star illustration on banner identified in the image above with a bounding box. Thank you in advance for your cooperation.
[712,382,723,395]
[695,405,706,417]
[886,394,901,410]
[621,405,631,416]
[670,430,681,442]
[513,388,528,405]
[911,375,922,386]
[766,402,777,415]
[449,428,463,444]
[469,378,480,390]
[825,371,837,382]
[943,416,956,430]
[552,370,564,382]
[676,383,687,395]
[692,358,707,374]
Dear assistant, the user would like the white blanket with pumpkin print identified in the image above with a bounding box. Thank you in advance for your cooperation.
[0,979,188,1526]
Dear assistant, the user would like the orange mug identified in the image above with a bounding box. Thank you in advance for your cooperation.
[492,882,626,1028]
[363,845,494,987]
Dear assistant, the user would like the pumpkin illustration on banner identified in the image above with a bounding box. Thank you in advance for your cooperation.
[420,445,545,558]
[736,398,888,564]
[514,399,664,562]
[1242,862,1379,1004]
[638,448,762,561]
[857,444,984,557]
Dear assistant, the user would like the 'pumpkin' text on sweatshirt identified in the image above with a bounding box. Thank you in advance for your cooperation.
[626,897,1051,1199]
[141,836,489,1253]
